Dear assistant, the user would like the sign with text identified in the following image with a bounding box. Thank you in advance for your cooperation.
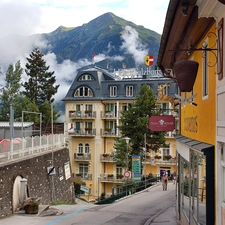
[132,155,141,182]
[149,115,175,131]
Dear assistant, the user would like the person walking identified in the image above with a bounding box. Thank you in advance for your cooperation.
[162,174,168,191]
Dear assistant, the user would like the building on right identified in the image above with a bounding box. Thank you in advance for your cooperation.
[157,0,225,224]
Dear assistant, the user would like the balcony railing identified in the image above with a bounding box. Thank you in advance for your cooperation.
[0,134,65,163]
[75,173,92,180]
[101,111,122,119]
[69,111,96,119]
[143,157,176,165]
[100,154,114,162]
[99,173,124,183]
[69,129,96,136]
[101,129,120,137]
[74,153,91,161]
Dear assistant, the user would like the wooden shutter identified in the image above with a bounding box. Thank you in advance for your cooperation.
[218,18,223,80]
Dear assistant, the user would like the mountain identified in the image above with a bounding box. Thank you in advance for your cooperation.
[40,12,161,69]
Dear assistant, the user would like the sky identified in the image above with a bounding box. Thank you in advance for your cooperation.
[0,0,169,121]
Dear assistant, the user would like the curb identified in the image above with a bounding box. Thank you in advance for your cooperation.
[144,200,176,225]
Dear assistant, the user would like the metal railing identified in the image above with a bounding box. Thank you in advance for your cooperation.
[0,133,65,162]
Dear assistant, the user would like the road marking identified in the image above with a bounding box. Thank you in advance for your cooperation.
[46,206,88,225]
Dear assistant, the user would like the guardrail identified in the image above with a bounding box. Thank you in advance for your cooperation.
[0,133,65,162]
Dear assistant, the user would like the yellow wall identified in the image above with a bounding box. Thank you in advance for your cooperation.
[181,23,216,145]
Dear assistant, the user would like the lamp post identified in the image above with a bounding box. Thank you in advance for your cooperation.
[124,137,130,196]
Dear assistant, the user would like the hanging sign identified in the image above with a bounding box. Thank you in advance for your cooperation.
[149,115,175,131]
[145,55,154,66]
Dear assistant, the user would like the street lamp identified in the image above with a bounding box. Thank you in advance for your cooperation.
[124,137,130,196]
[144,133,147,189]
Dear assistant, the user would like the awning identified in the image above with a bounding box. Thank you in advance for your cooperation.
[175,134,214,153]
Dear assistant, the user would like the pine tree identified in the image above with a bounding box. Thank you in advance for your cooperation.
[113,84,165,169]
[23,48,60,122]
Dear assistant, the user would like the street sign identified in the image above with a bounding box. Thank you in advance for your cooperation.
[124,171,130,178]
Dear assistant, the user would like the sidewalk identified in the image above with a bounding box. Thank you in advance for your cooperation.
[145,182,178,225]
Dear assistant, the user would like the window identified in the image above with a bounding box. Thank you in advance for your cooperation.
[116,167,123,178]
[163,148,170,156]
[110,86,117,97]
[79,74,94,80]
[126,86,133,96]
[218,18,223,80]
[78,143,83,153]
[79,163,89,178]
[202,40,209,98]
[84,143,90,153]
[74,87,93,97]
[122,103,131,111]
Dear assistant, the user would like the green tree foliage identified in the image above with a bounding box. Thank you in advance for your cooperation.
[23,48,60,122]
[0,61,40,122]
[113,85,165,169]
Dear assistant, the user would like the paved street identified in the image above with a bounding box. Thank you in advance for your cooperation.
[0,182,177,225]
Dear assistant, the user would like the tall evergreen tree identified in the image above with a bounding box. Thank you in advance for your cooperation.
[113,84,165,169]
[23,48,60,122]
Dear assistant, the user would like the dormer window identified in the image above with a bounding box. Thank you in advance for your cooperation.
[110,86,117,97]
[79,74,94,81]
[74,87,93,97]
[126,86,133,96]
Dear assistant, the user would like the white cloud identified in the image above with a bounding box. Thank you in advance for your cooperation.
[120,26,148,66]
[0,0,169,38]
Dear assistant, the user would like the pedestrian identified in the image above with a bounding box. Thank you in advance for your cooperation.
[162,174,168,191]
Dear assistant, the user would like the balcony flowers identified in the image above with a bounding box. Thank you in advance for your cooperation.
[164,155,172,160]
[154,155,161,159]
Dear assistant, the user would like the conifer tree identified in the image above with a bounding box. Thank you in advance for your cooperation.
[23,48,60,122]
[113,84,165,169]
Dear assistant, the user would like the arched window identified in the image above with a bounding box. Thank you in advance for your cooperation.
[85,143,90,153]
[74,87,93,97]
[78,143,83,153]
[79,74,94,81]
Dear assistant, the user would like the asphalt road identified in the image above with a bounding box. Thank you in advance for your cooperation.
[0,182,176,225]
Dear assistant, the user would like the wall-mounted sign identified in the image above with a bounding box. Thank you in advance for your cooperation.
[149,115,175,131]
[64,162,71,180]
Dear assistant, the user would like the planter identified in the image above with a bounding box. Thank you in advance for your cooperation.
[24,204,39,214]
[173,60,199,92]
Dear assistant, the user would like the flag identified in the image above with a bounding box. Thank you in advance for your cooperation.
[92,54,96,64]
[145,55,154,66]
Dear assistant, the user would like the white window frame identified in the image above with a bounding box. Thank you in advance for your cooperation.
[110,86,117,97]
[126,86,133,96]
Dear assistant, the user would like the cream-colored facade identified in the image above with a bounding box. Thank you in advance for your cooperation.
[63,67,178,201]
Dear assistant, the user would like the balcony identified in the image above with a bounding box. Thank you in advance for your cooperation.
[74,153,91,161]
[99,173,124,183]
[100,153,114,162]
[142,157,176,165]
[101,129,119,137]
[75,173,92,180]
[69,129,96,137]
[101,111,121,119]
[69,111,96,119]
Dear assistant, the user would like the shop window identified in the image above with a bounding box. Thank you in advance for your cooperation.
[180,150,206,225]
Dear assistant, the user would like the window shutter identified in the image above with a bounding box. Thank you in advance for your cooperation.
[218,18,223,80]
